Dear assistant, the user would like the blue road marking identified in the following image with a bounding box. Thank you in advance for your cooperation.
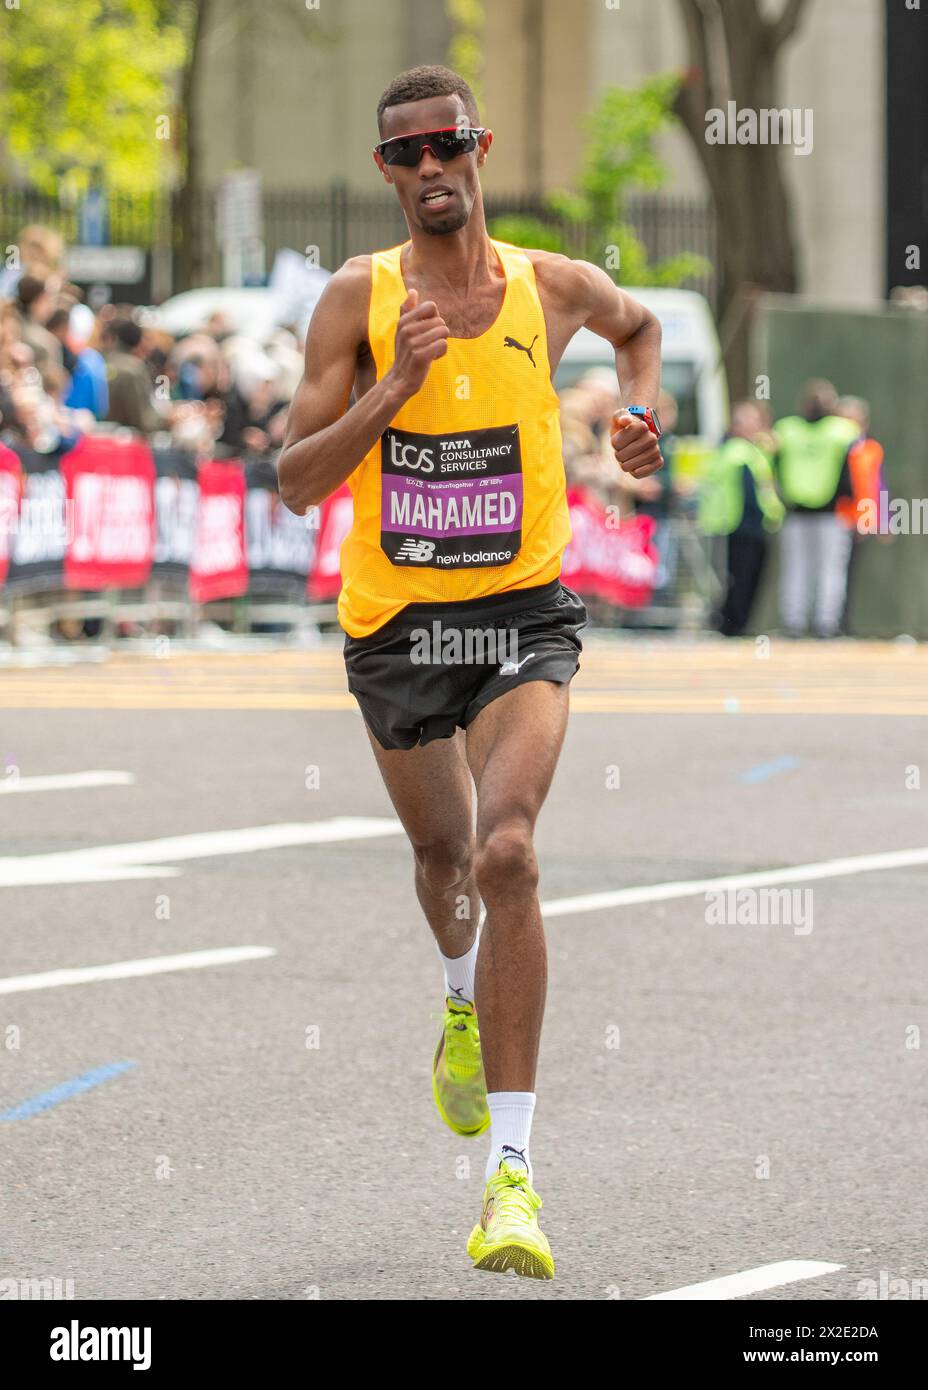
[741,755,801,786]
[0,1061,137,1121]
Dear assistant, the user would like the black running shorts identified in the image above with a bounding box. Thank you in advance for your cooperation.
[343,579,587,750]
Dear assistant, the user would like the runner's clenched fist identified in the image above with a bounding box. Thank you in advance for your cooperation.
[390,290,451,398]
[610,409,663,479]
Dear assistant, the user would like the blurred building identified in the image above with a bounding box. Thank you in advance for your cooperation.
[580,0,884,305]
[194,0,903,304]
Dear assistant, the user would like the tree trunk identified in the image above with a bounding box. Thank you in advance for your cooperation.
[173,0,211,293]
[674,0,811,400]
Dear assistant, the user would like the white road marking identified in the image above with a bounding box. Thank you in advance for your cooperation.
[1,818,925,903]
[0,946,276,996]
[0,771,135,795]
[541,844,928,919]
[645,1259,845,1300]
[0,816,405,887]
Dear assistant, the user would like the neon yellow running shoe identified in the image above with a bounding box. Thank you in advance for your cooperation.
[431,998,489,1137]
[466,1159,555,1280]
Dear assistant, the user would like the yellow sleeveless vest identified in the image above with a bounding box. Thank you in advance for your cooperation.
[337,238,571,637]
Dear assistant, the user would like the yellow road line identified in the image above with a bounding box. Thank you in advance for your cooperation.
[1,642,923,713]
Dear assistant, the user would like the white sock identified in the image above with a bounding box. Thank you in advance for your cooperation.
[486,1092,536,1183]
[437,928,480,1007]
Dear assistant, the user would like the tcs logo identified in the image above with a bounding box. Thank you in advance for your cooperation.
[389,436,434,474]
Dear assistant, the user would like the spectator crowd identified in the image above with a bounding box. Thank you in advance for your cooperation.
[0,223,887,641]
[0,223,303,465]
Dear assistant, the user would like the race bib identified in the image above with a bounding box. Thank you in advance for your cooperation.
[380,424,522,568]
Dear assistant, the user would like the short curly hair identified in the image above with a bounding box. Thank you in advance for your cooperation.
[377,65,480,135]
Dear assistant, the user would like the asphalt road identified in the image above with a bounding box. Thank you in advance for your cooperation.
[1,639,926,1300]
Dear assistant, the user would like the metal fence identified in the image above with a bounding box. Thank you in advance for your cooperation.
[0,184,717,308]
[0,187,172,256]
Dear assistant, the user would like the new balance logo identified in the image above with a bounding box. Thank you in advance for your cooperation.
[503,334,538,367]
[499,652,535,676]
[395,537,436,562]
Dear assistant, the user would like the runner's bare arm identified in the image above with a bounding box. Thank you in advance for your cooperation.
[277,259,386,513]
[277,259,449,515]
[580,262,662,410]
[583,262,664,477]
[535,254,663,478]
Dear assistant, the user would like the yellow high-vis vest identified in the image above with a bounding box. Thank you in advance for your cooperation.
[337,238,572,637]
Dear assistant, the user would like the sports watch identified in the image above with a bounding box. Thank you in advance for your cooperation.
[625,405,662,439]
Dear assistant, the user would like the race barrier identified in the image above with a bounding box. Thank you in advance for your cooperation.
[1,438,660,627]
[561,486,658,609]
[0,434,316,601]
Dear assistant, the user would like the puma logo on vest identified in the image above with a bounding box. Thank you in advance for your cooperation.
[503,334,538,367]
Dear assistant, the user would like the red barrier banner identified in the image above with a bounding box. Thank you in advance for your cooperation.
[61,434,156,590]
[561,486,658,608]
[0,443,23,586]
[189,458,248,603]
[308,484,354,600]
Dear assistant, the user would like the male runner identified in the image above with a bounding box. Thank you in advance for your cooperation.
[279,65,662,1280]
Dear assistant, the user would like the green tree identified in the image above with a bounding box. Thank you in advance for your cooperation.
[0,0,184,197]
[490,75,708,290]
[445,0,485,112]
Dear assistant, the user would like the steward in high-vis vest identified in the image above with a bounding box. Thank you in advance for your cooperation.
[833,396,886,532]
[838,435,885,528]
[700,436,784,539]
[774,380,861,637]
[773,413,860,513]
[833,395,888,632]
[700,403,784,636]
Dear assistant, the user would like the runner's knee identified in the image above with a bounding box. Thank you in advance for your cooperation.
[475,821,538,900]
[413,837,474,893]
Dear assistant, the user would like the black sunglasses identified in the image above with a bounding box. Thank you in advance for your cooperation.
[374,126,486,168]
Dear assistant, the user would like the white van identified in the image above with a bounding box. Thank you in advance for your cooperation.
[556,286,728,444]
